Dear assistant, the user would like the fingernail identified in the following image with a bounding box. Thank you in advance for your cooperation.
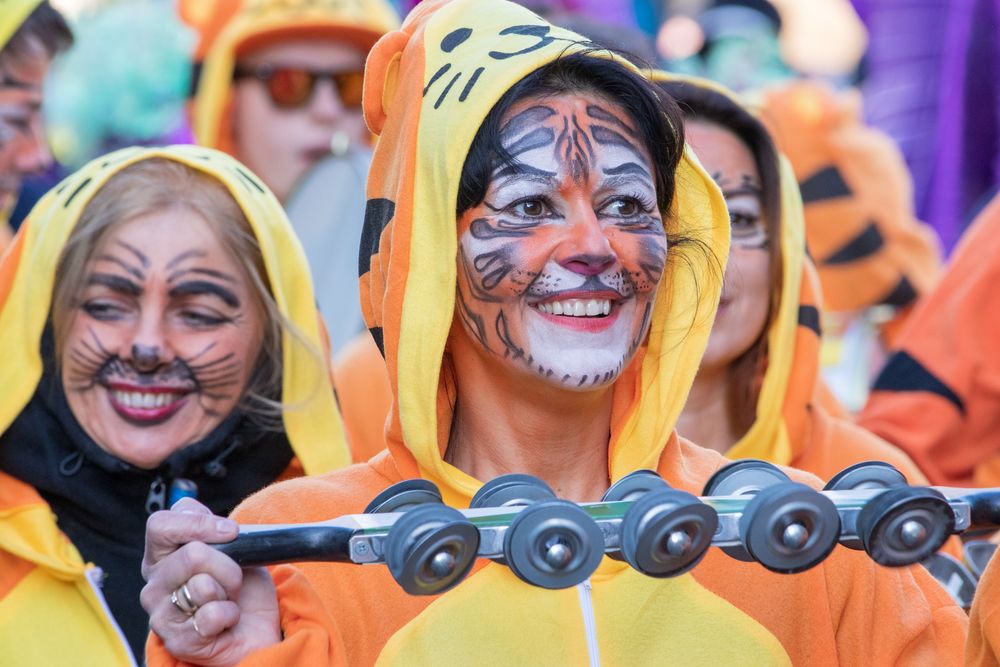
[216,518,238,533]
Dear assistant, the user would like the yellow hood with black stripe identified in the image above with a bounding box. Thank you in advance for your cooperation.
[193,0,399,154]
[359,0,729,505]
[648,74,819,466]
[0,144,350,473]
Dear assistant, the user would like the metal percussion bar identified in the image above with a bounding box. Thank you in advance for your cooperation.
[215,489,977,568]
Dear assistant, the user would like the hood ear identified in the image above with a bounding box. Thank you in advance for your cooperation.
[364,30,410,137]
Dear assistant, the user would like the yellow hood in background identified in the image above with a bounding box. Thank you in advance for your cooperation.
[193,0,399,153]
[0,0,42,51]
[650,72,823,466]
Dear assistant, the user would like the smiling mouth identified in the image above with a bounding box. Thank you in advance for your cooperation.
[105,384,192,425]
[534,298,613,317]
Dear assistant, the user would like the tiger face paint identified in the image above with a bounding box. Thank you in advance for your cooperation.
[61,208,264,469]
[686,120,771,371]
[454,93,665,390]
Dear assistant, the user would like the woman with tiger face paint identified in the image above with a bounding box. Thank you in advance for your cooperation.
[0,146,349,664]
[661,76,938,487]
[145,3,965,665]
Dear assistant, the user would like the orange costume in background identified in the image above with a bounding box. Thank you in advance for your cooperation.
[860,194,1000,488]
[759,82,942,331]
[149,2,965,664]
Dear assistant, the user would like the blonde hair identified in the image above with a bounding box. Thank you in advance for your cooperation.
[52,157,317,427]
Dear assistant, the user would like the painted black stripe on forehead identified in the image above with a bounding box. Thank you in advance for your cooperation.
[586,104,639,138]
[500,105,557,137]
[504,127,555,159]
[590,125,648,165]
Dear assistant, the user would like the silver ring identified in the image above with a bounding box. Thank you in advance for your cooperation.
[170,583,199,616]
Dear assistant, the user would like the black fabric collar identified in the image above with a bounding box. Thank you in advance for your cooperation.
[0,339,295,661]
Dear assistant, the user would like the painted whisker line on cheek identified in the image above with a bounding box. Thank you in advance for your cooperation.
[186,341,219,362]
[456,288,489,349]
[495,310,525,360]
[186,351,236,371]
[458,246,504,304]
[474,246,517,291]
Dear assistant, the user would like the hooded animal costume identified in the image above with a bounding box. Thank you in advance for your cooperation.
[0,145,350,664]
[0,0,44,255]
[150,2,965,665]
[860,193,1000,488]
[191,0,398,354]
[658,74,933,484]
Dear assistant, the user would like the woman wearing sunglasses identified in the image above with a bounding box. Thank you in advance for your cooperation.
[191,0,399,204]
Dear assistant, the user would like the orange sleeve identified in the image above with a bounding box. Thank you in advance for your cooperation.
[333,333,392,463]
[969,550,1000,666]
[859,195,1000,487]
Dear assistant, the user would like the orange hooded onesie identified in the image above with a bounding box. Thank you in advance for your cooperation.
[149,2,965,665]
[860,193,1000,488]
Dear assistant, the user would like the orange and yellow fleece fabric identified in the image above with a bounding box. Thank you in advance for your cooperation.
[150,2,965,664]
[860,193,1000,488]
[191,0,399,156]
[0,145,350,666]
[759,82,942,344]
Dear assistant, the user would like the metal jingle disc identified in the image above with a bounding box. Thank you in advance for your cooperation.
[740,482,841,574]
[857,487,954,567]
[469,473,556,509]
[385,504,480,596]
[702,459,790,497]
[602,470,670,503]
[824,461,908,492]
[365,479,443,514]
[965,541,998,580]
[621,488,717,577]
[503,499,604,590]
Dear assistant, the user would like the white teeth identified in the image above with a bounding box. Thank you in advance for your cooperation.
[111,390,183,409]
[535,299,613,318]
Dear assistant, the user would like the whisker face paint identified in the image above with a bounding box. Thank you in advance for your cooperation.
[59,207,265,469]
[455,94,666,389]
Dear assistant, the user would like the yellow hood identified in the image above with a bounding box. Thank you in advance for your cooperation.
[650,72,823,466]
[359,0,730,506]
[193,0,399,153]
[0,0,41,51]
[0,144,350,474]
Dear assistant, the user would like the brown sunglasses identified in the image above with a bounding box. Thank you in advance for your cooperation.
[232,64,364,110]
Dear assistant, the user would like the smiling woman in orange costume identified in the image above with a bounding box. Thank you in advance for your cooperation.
[660,76,932,485]
[0,146,349,664]
[142,2,964,665]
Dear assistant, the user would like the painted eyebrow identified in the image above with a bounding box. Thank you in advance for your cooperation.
[597,175,656,193]
[167,266,238,284]
[493,162,558,179]
[602,162,651,178]
[86,272,142,296]
[723,185,763,198]
[114,240,150,268]
[168,280,240,308]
